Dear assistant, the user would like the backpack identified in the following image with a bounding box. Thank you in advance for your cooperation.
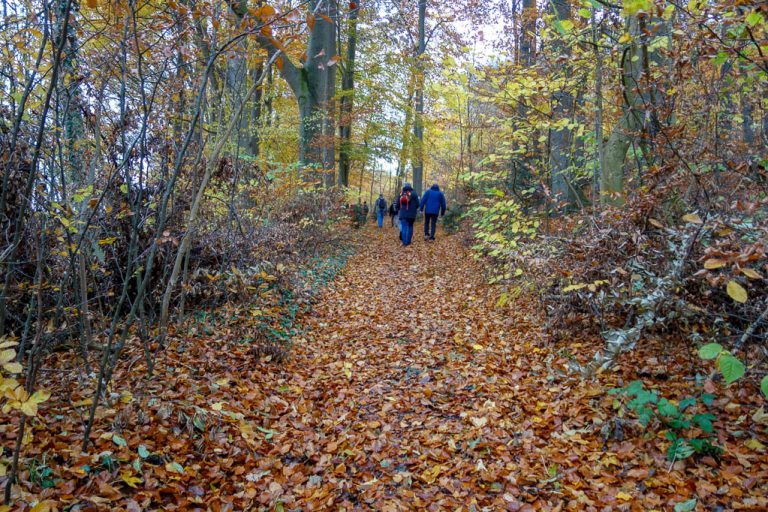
[377,197,386,210]
[399,191,409,210]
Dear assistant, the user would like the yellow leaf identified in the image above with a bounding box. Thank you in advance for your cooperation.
[472,344,484,351]
[0,462,6,476]
[618,33,631,44]
[0,349,15,364]
[120,392,133,403]
[682,213,703,224]
[211,401,225,411]
[21,400,38,417]
[2,361,22,373]
[703,258,726,270]
[30,501,56,512]
[30,389,51,404]
[616,491,633,501]
[726,280,748,303]
[745,438,765,451]
[648,218,664,228]
[741,268,763,280]
[0,339,18,349]
[120,471,142,488]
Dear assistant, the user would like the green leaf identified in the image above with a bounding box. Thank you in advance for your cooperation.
[679,397,696,411]
[693,413,716,434]
[667,439,695,461]
[698,343,722,360]
[256,426,275,440]
[137,445,149,459]
[578,8,591,18]
[674,498,697,512]
[626,380,644,395]
[718,353,745,385]
[112,434,127,448]
[761,376,768,399]
[657,398,678,417]
[701,393,715,406]
[746,11,764,28]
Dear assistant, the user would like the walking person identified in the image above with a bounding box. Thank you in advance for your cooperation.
[362,201,369,224]
[398,183,419,246]
[420,183,447,241]
[389,197,399,227]
[375,193,387,228]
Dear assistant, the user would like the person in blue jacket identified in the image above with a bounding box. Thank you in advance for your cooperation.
[419,183,447,241]
[398,183,419,246]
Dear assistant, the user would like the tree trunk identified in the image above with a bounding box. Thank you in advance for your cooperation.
[520,0,536,67]
[411,0,426,195]
[256,0,336,179]
[601,15,644,206]
[549,0,575,212]
[338,4,360,187]
[592,5,605,204]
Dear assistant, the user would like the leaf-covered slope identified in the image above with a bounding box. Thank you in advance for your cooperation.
[8,227,768,511]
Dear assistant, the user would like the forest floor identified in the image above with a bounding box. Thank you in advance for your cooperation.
[8,224,768,511]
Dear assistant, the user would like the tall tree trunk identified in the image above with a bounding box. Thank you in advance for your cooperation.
[396,74,416,190]
[255,1,337,177]
[601,10,670,206]
[411,0,426,195]
[592,5,605,204]
[601,15,644,206]
[549,0,575,212]
[338,3,360,187]
[59,0,84,188]
[520,0,536,67]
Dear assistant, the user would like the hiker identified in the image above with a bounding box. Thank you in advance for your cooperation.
[389,197,399,227]
[420,183,447,241]
[362,201,369,224]
[352,202,363,228]
[398,183,419,246]
[375,193,387,228]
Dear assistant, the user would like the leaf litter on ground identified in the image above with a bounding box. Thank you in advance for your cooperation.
[3,226,768,511]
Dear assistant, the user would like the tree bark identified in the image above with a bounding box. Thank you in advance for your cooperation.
[549,0,575,212]
[254,0,336,178]
[338,3,360,187]
[601,15,645,206]
[411,0,426,195]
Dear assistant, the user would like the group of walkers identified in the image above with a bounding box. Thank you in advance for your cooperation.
[345,183,447,246]
[377,182,447,246]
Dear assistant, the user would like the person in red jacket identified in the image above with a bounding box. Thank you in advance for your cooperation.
[398,183,419,246]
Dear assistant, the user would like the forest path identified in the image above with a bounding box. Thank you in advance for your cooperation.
[263,224,560,510]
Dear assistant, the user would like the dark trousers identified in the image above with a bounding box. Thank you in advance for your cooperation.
[424,213,438,239]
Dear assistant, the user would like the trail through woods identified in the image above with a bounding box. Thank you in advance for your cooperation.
[11,226,768,511]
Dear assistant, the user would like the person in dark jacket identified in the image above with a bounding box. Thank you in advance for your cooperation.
[419,183,447,241]
[389,197,399,227]
[374,193,387,228]
[398,183,419,246]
